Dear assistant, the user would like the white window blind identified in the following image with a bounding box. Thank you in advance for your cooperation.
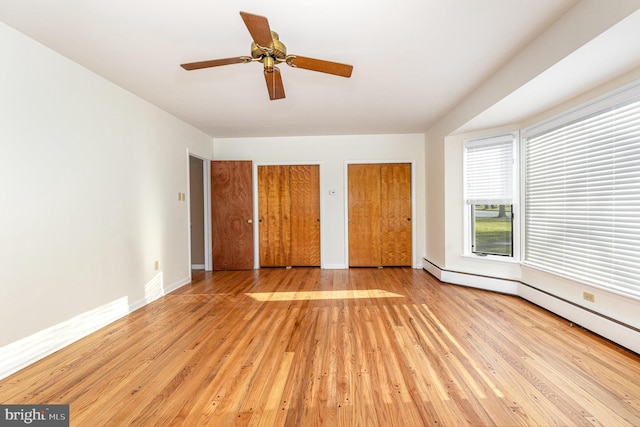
[524,92,640,297]
[465,134,514,205]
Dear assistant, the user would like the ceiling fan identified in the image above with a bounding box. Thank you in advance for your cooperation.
[180,11,353,100]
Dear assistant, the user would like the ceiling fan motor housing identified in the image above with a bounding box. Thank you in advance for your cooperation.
[251,31,287,71]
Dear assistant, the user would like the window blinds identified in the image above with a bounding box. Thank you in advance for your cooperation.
[524,93,640,297]
[465,134,514,205]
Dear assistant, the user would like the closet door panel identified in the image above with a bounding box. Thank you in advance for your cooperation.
[290,165,321,266]
[258,165,291,267]
[348,164,381,267]
[380,163,412,266]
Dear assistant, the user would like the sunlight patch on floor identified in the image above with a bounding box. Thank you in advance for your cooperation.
[245,289,405,301]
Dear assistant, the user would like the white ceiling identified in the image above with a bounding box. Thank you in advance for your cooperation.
[458,7,640,134]
[3,0,630,139]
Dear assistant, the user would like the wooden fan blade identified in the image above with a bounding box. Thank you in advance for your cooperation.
[240,11,273,48]
[264,68,285,100]
[181,57,246,70]
[287,56,353,78]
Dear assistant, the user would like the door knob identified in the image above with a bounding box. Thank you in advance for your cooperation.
[247,219,253,224]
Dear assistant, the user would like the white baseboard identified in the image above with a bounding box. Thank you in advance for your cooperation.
[0,297,130,380]
[422,258,518,294]
[165,276,192,294]
[423,257,640,355]
[0,275,194,380]
[518,284,640,355]
[322,264,348,269]
[422,259,443,280]
[191,264,205,270]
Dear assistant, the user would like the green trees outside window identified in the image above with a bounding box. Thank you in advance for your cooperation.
[471,204,513,256]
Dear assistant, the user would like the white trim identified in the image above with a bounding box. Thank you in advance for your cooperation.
[191,264,205,270]
[343,163,350,268]
[164,276,192,295]
[186,149,193,280]
[410,161,418,268]
[422,258,443,281]
[187,151,212,272]
[460,254,520,264]
[423,259,519,295]
[203,160,212,271]
[322,264,348,270]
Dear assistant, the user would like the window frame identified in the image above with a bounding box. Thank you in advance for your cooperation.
[463,132,520,261]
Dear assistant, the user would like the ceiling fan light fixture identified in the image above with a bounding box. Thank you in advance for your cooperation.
[263,55,275,73]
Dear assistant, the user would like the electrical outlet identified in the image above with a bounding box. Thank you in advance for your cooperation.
[154,260,159,271]
[583,291,595,303]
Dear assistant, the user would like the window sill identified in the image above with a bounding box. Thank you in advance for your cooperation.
[462,253,520,263]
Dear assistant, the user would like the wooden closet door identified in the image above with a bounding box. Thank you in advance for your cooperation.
[211,161,254,270]
[290,165,321,266]
[348,164,382,267]
[258,165,291,267]
[348,163,412,267]
[380,163,412,266]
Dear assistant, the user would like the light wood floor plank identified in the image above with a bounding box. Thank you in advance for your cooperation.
[1,268,639,426]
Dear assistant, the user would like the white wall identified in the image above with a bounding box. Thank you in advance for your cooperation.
[0,22,213,376]
[213,134,426,269]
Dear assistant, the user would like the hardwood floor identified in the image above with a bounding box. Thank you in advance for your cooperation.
[1,268,639,426]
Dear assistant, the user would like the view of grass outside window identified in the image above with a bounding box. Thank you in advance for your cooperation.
[471,204,513,256]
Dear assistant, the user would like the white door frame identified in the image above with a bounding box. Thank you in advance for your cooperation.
[186,151,212,272]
